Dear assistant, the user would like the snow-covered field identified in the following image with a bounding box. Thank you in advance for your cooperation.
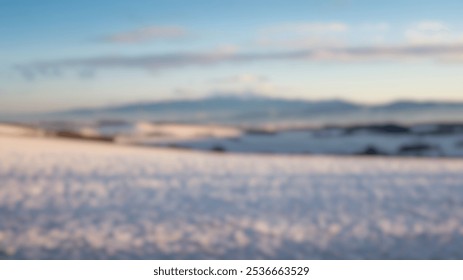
[1,134,463,259]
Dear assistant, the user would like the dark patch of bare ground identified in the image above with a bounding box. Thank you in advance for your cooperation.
[51,131,114,142]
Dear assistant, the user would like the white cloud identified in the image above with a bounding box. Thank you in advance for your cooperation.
[258,22,349,49]
[412,21,448,32]
[103,26,187,43]
[264,22,349,34]
[361,23,390,32]
[257,37,345,49]
[212,74,268,84]
[405,21,463,45]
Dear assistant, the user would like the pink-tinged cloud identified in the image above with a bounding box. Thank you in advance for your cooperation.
[211,74,268,84]
[103,26,187,43]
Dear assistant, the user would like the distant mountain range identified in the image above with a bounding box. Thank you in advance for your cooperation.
[42,95,463,125]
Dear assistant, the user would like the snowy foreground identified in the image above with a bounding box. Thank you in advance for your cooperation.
[1,135,463,259]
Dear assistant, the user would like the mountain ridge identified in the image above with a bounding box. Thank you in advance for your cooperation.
[38,95,463,125]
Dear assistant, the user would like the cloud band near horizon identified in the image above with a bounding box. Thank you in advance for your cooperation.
[16,43,463,78]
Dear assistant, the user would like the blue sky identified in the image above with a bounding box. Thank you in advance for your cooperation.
[1,0,463,113]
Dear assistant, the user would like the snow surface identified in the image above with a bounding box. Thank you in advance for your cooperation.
[1,135,463,259]
[0,124,43,137]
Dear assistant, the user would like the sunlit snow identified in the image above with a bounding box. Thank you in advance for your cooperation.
[1,135,463,259]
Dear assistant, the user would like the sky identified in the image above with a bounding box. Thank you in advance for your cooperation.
[1,0,463,114]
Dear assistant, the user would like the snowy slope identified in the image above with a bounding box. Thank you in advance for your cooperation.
[0,123,43,137]
[1,135,463,259]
